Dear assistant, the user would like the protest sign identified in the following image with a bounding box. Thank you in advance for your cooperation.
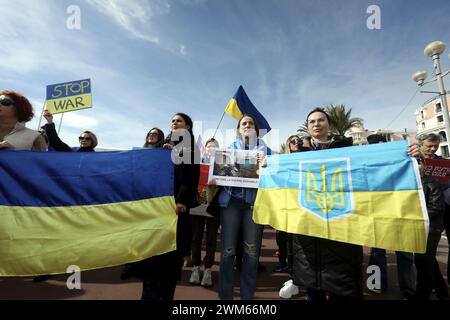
[209,149,260,189]
[423,158,450,184]
[46,79,92,114]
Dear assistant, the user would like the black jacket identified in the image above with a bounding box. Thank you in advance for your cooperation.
[422,175,445,234]
[44,123,94,152]
[292,135,363,299]
[165,133,200,261]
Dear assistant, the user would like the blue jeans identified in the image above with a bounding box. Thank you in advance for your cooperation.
[219,197,263,300]
[369,248,416,295]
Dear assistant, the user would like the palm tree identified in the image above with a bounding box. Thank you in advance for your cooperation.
[297,120,309,138]
[279,143,286,154]
[325,104,363,136]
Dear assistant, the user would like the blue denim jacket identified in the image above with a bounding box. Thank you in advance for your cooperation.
[218,138,272,208]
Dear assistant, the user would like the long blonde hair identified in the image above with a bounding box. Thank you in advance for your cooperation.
[284,135,301,154]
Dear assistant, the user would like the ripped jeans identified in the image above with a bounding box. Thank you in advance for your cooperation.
[219,197,263,300]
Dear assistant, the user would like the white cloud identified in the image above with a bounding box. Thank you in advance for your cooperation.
[86,0,171,44]
[178,0,208,6]
[0,1,53,73]
[0,0,122,82]
[179,44,187,56]
[60,112,99,129]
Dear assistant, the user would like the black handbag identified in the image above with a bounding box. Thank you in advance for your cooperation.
[190,191,201,209]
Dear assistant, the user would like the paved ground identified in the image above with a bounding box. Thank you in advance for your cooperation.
[0,222,448,300]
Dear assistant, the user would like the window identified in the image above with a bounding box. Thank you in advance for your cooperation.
[440,131,447,142]
[422,122,426,129]
[436,102,442,113]
[437,115,444,123]
[421,110,424,119]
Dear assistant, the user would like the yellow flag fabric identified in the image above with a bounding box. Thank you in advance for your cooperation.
[224,98,243,120]
[253,141,429,253]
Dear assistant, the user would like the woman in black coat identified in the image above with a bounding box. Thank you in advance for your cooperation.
[292,108,420,300]
[43,110,97,152]
[292,108,362,301]
[141,113,200,301]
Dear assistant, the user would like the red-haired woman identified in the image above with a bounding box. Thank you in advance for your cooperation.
[0,90,47,151]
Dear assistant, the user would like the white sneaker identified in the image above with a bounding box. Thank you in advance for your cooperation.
[201,268,213,287]
[283,279,293,287]
[279,281,299,299]
[189,266,202,285]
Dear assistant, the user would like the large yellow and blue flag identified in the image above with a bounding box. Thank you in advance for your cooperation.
[254,141,429,253]
[0,149,177,276]
[224,85,271,134]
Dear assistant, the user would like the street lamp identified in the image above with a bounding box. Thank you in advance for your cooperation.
[413,40,450,155]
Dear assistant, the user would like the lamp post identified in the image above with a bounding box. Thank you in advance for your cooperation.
[413,40,450,155]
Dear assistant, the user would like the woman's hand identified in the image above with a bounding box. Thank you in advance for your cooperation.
[208,178,217,187]
[43,110,53,124]
[0,141,13,149]
[176,203,187,215]
[163,143,173,150]
[256,153,267,167]
[407,143,421,159]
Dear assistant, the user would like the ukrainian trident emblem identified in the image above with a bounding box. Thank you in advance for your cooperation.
[299,158,354,220]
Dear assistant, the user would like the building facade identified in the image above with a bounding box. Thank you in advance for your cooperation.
[415,93,450,157]
[347,125,416,146]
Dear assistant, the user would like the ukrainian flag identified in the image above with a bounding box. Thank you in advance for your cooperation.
[224,86,271,134]
[254,141,429,253]
[0,149,177,276]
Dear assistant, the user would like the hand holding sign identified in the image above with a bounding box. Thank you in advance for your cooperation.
[43,110,54,124]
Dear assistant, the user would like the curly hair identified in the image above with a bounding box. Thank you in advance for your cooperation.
[0,90,34,122]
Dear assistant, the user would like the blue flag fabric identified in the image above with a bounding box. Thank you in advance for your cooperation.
[224,85,271,134]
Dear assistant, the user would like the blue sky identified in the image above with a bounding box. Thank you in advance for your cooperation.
[1,0,449,150]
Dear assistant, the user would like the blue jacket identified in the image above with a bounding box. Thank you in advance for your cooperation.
[218,138,271,208]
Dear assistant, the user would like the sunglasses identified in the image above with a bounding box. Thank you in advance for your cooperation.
[79,137,92,141]
[290,140,300,144]
[0,98,14,107]
[148,132,159,136]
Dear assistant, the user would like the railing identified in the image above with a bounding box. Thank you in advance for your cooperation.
[419,91,450,109]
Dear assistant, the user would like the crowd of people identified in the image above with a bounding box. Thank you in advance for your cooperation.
[0,90,449,301]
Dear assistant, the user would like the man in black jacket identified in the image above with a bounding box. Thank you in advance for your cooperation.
[417,133,449,298]
[414,159,448,299]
